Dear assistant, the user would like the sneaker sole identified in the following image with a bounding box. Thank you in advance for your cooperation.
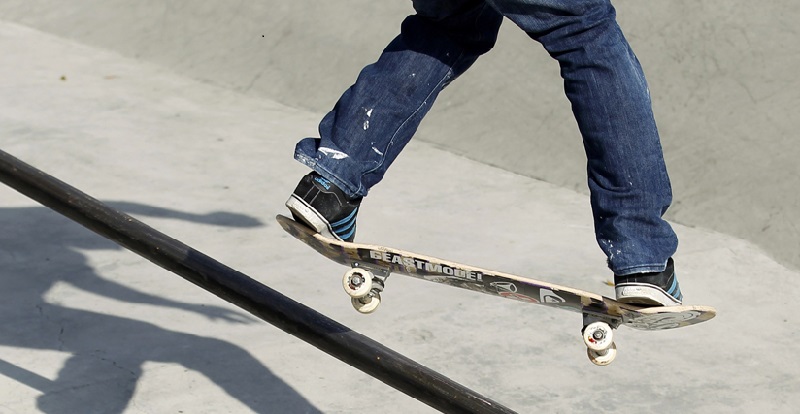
[285,194,340,241]
[615,283,682,306]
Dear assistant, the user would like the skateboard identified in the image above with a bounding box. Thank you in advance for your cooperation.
[277,215,716,365]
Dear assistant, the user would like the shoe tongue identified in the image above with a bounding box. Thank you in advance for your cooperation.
[313,175,332,190]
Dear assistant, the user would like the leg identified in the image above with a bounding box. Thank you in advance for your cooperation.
[488,0,678,275]
[294,0,504,198]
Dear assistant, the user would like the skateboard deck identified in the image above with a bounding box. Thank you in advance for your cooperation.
[277,215,716,364]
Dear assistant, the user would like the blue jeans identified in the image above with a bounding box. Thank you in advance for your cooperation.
[294,0,678,275]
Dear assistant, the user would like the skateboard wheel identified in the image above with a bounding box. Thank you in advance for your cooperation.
[587,342,617,366]
[351,292,381,314]
[583,321,614,352]
[343,268,373,298]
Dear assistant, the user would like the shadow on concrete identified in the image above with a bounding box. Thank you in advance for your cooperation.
[0,203,321,414]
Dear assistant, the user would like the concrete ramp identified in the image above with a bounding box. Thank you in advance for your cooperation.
[1,0,797,271]
[1,18,798,413]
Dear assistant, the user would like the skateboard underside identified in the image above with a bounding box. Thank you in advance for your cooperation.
[277,215,716,365]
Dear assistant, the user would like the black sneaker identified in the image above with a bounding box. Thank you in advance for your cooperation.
[614,258,683,306]
[285,172,361,242]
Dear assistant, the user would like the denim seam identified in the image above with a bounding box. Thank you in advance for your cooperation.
[614,262,668,276]
[294,151,362,199]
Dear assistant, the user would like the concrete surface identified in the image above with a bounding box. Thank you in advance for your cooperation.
[0,0,797,273]
[1,20,799,413]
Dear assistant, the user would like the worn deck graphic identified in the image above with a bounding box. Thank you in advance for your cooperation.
[277,215,715,331]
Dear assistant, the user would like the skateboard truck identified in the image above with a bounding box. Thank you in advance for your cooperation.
[342,264,388,314]
[344,264,621,366]
[582,310,621,366]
